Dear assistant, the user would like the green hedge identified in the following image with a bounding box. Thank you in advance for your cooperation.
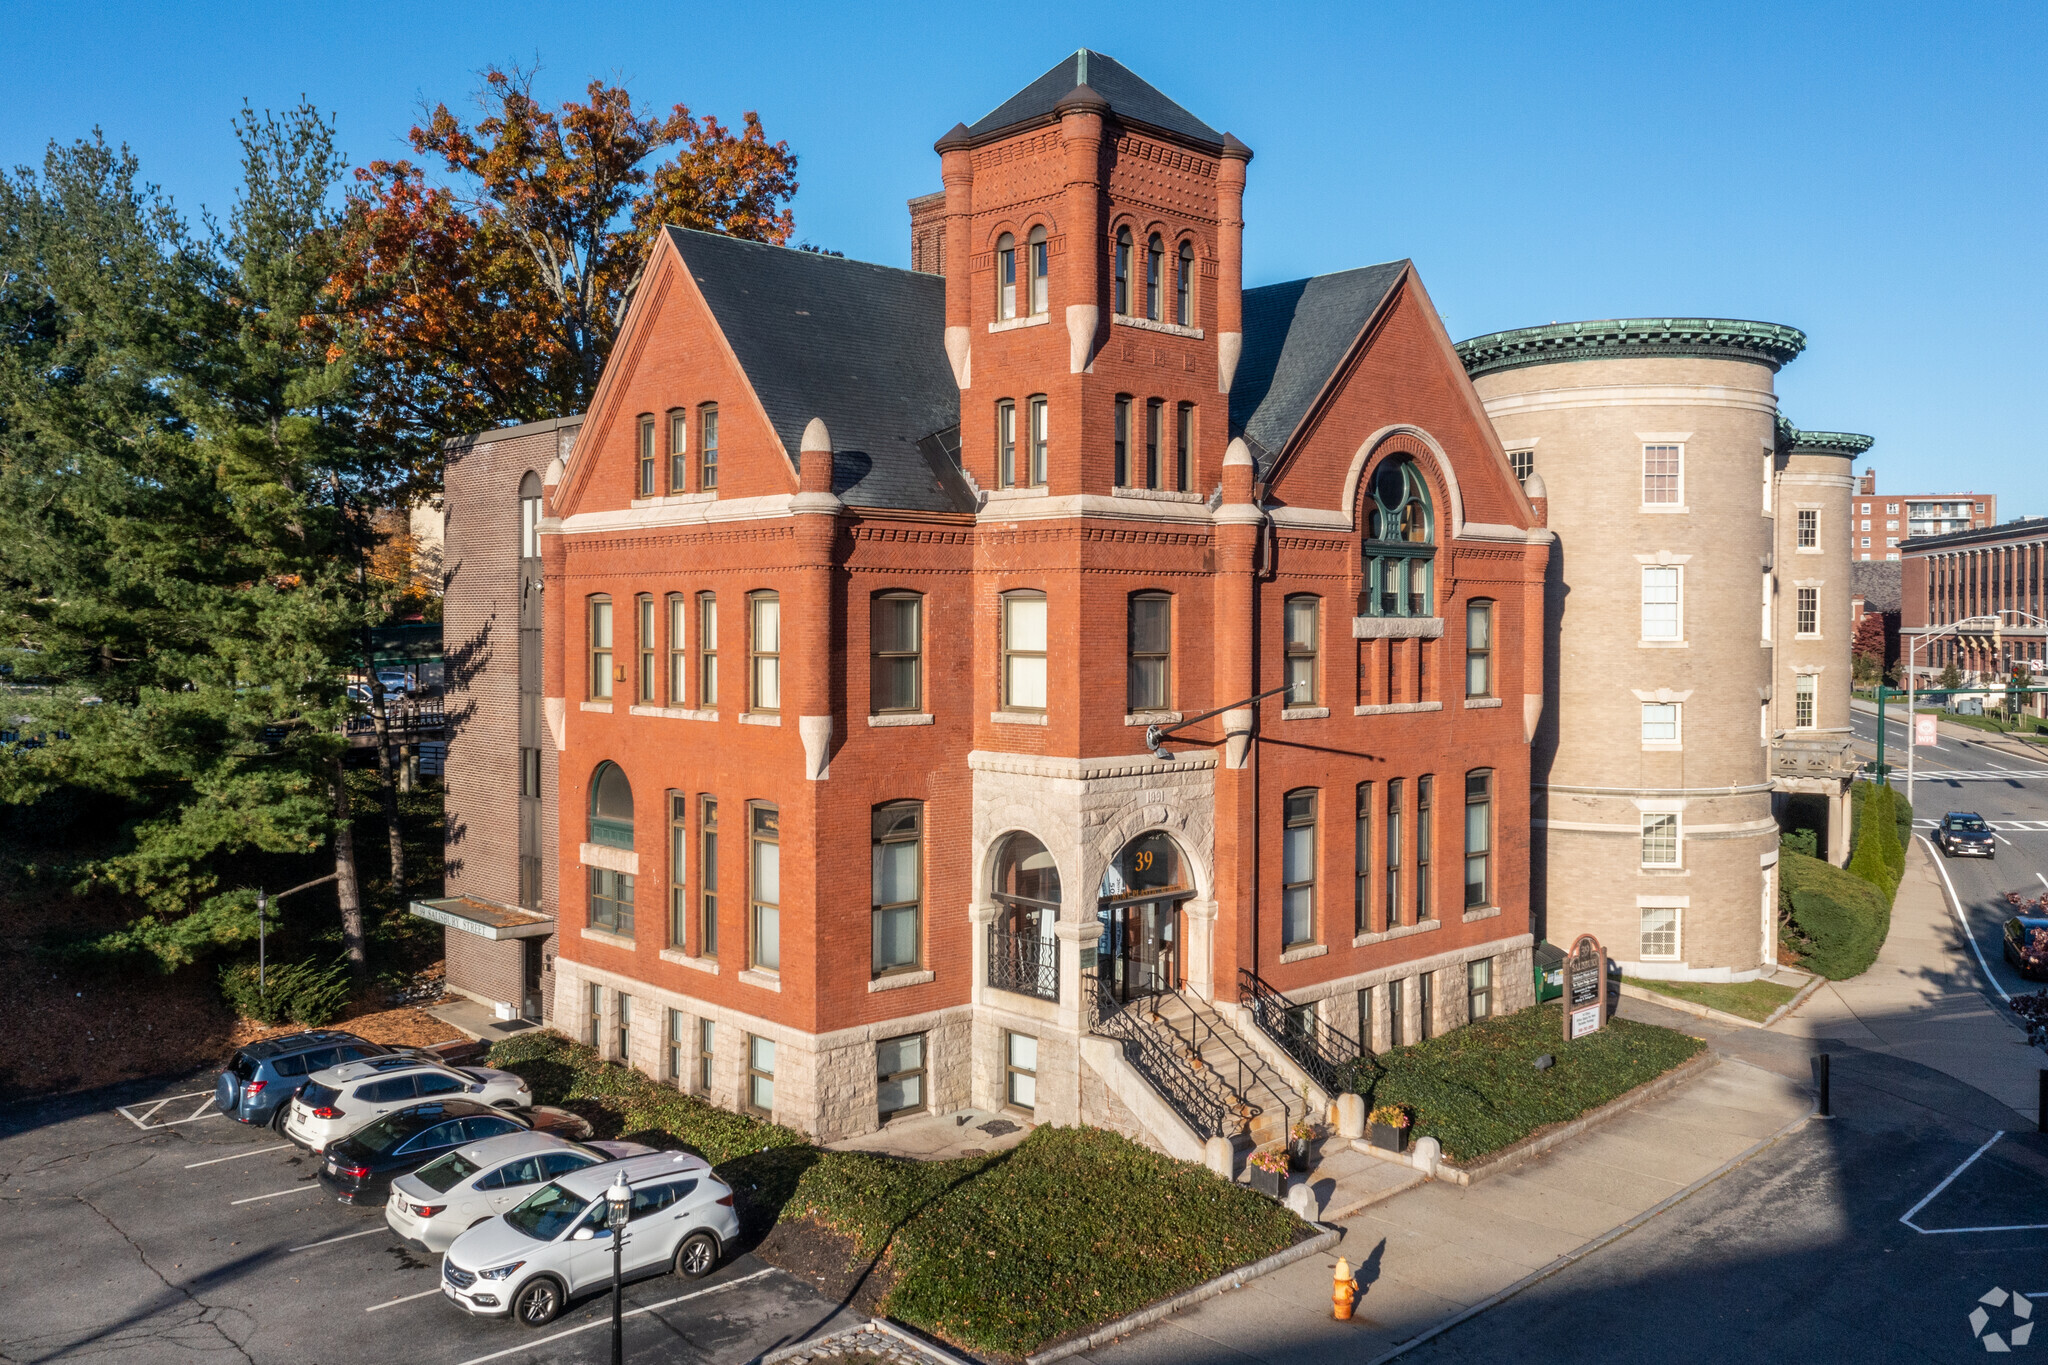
[487,1031,1303,1357]
[1845,780,1908,902]
[1780,847,1892,979]
[1358,1001,1703,1164]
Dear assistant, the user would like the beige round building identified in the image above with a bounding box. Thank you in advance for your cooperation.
[1456,320,1808,982]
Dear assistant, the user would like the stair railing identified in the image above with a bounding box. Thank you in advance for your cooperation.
[1157,986,1291,1142]
[1237,968,1372,1097]
[1090,973,1254,1141]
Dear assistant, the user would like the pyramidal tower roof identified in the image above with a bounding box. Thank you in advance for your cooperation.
[964,49,1224,148]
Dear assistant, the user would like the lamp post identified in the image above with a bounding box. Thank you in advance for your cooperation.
[606,1174,631,1365]
[253,871,340,994]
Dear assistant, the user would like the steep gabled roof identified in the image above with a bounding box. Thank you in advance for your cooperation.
[1230,261,1409,463]
[665,229,967,512]
[966,49,1223,148]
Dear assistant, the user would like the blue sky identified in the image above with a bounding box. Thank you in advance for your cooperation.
[4,1,2041,512]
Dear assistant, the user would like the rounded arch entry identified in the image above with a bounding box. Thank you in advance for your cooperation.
[1097,830,1194,1004]
[989,832,1061,1003]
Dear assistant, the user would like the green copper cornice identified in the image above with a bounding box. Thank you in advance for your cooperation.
[1785,428,1874,457]
[1455,318,1808,379]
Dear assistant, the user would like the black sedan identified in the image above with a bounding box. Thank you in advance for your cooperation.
[318,1100,591,1205]
[1937,812,1996,859]
[2005,917,2048,980]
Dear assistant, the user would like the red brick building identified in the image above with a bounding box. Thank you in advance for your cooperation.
[426,51,1550,1159]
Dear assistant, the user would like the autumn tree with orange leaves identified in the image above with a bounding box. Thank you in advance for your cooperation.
[330,67,798,492]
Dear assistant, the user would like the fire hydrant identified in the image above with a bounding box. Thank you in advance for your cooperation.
[1332,1256,1360,1320]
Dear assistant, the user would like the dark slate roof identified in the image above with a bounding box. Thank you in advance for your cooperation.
[1231,262,1409,463]
[665,229,967,512]
[1851,559,1901,613]
[966,50,1223,147]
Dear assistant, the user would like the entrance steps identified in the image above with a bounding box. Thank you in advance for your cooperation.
[1137,991,1299,1152]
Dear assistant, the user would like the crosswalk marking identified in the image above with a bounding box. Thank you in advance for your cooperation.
[1914,819,2048,831]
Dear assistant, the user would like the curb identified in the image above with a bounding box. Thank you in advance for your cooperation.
[1023,1225,1344,1365]
[1348,1050,1717,1187]
[1761,972,1828,1028]
[1364,1082,1818,1364]
[762,1318,980,1365]
[1617,982,1769,1031]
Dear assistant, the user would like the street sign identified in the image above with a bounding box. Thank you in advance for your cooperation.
[1914,713,1938,747]
[1563,933,1607,1041]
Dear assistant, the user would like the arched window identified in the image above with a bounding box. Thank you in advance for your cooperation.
[1114,228,1132,315]
[588,762,635,935]
[1145,235,1163,321]
[996,232,1017,320]
[1028,225,1048,315]
[1363,457,1436,618]
[1098,831,1186,900]
[990,832,1060,1000]
[1176,240,1194,326]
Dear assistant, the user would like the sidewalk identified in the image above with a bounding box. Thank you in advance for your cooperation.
[1773,838,2043,1125]
[1083,1056,1809,1365]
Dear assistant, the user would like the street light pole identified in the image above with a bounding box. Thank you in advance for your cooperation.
[607,1174,631,1365]
[253,872,340,999]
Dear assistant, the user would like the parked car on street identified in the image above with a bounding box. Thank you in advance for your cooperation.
[440,1151,742,1326]
[1937,812,1997,859]
[283,1054,532,1153]
[2004,916,2048,980]
[376,669,415,695]
[386,1131,654,1251]
[216,1032,391,1130]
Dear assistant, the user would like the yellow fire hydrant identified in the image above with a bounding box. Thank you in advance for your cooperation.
[1332,1256,1360,1320]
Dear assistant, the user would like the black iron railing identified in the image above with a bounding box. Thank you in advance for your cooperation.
[1239,968,1371,1096]
[986,925,1059,1002]
[1089,973,1233,1139]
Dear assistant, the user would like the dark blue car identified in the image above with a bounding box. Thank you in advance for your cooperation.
[217,1031,392,1130]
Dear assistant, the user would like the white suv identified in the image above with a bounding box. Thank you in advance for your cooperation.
[283,1055,531,1152]
[440,1151,742,1326]
[387,1131,653,1252]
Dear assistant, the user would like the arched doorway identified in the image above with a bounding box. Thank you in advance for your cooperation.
[1097,831,1192,1003]
[989,833,1060,1002]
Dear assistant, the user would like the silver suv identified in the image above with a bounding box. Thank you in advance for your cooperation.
[440,1151,742,1326]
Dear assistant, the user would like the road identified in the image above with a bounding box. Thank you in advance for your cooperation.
[1850,703,2048,1002]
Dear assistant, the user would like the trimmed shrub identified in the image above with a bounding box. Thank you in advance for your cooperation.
[218,957,350,1027]
[1780,828,1819,859]
[1845,780,1907,902]
[1780,848,1891,979]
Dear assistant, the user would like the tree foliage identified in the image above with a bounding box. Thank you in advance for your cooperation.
[330,67,798,494]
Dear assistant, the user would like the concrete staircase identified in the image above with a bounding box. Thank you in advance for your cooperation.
[1138,990,1299,1152]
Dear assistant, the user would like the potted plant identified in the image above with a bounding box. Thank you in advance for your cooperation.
[1248,1146,1288,1198]
[1289,1119,1321,1170]
[1368,1104,1412,1154]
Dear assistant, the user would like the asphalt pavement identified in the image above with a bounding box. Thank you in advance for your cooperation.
[0,1076,863,1365]
[1850,703,2048,1003]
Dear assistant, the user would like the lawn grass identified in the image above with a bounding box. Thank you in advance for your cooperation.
[487,1031,1305,1358]
[1628,976,1798,1022]
[1913,706,2048,738]
[1359,1000,1704,1165]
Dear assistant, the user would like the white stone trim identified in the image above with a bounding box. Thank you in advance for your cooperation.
[579,843,638,874]
[580,701,614,713]
[1281,706,1330,720]
[629,491,716,510]
[868,969,935,993]
[1115,313,1204,340]
[991,710,1048,726]
[737,968,782,993]
[579,925,635,949]
[630,705,717,722]
[977,491,1214,526]
[1463,697,1503,709]
[1631,688,1695,702]
[559,493,794,534]
[1352,918,1443,948]
[1633,551,1693,565]
[1124,710,1181,725]
[987,312,1051,334]
[658,949,718,974]
[1462,906,1503,923]
[983,485,1050,503]
[1112,486,1206,503]
[1336,425,1467,538]
[967,749,1216,780]
[1352,616,1443,640]
[1635,430,1695,443]
[1354,701,1443,716]
[1279,943,1329,963]
[1477,383,1779,420]
[738,712,781,727]
[868,713,934,727]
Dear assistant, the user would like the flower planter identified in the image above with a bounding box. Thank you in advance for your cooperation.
[1249,1165,1285,1198]
[1368,1122,1409,1154]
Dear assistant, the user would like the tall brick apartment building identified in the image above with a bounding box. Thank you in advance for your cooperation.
[423,51,1551,1158]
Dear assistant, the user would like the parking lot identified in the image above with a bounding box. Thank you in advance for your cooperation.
[1,1073,863,1365]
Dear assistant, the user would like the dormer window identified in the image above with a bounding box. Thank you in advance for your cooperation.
[1028,226,1048,315]
[1176,240,1194,326]
[1363,457,1436,618]
[1145,235,1163,321]
[996,233,1017,320]
[1114,228,1132,315]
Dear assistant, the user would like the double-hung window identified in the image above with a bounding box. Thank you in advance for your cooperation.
[1176,240,1193,326]
[697,1018,715,1091]
[1284,596,1319,705]
[1641,813,1680,868]
[667,594,687,705]
[1145,234,1163,320]
[669,411,688,493]
[1467,958,1493,1022]
[1641,906,1680,960]
[1128,593,1171,712]
[1641,567,1681,641]
[1796,587,1818,636]
[1005,1033,1038,1110]
[750,803,779,971]
[1002,591,1048,711]
[1415,775,1434,922]
[1642,444,1682,505]
[1465,600,1493,697]
[697,592,718,707]
[1027,396,1048,486]
[1114,395,1132,487]
[1354,782,1373,934]
[746,1035,774,1116]
[1794,674,1816,729]
[637,595,656,703]
[1028,227,1048,314]
[749,591,780,712]
[638,416,656,498]
[1175,402,1193,491]
[1797,509,1818,548]
[997,400,1017,488]
[666,1008,684,1082]
[588,596,614,698]
[1642,702,1680,745]
[996,233,1017,320]
[1385,778,1404,927]
[1144,398,1162,490]
[669,794,687,948]
[699,404,719,490]
[872,802,922,975]
[1113,228,1132,315]
[872,593,922,713]
[699,796,719,957]
[1464,770,1492,909]
[1281,790,1317,948]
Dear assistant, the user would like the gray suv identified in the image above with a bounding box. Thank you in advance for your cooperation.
[217,1031,391,1130]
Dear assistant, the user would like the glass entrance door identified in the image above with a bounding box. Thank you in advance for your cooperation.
[1097,898,1180,1003]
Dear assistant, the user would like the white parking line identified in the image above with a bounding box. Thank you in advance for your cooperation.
[185,1144,288,1169]
[447,1267,776,1365]
[231,1185,315,1206]
[1901,1131,2003,1231]
[115,1090,221,1131]
[366,1287,444,1313]
[1918,835,2010,1004]
[290,1228,384,1253]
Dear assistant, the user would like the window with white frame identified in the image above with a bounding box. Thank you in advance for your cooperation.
[1508,448,1533,483]
[1640,813,1680,868]
[1641,701,1680,745]
[1797,509,1818,548]
[1794,674,1816,728]
[1642,445,1682,505]
[1886,503,1898,514]
[1005,1032,1038,1110]
[1281,789,1317,947]
[1641,566,1681,641]
[1640,905,1680,959]
[1796,586,1818,636]
[1002,591,1047,710]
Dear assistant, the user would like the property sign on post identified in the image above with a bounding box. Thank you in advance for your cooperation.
[1914,714,1938,747]
[1565,933,1607,1041]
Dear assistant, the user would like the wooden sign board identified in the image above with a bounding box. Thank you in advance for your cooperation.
[1564,933,1607,1041]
